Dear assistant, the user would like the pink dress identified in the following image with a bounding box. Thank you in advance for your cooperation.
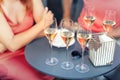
[0,11,54,80]
[78,0,120,32]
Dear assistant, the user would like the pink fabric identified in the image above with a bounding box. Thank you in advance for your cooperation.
[0,11,54,80]
[3,11,34,34]
[78,0,120,32]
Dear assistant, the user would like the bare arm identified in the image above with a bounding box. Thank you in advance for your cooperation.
[107,27,120,39]
[0,8,53,52]
[62,0,72,19]
[32,0,45,23]
[0,43,7,53]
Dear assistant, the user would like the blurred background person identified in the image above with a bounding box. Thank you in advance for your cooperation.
[47,0,84,24]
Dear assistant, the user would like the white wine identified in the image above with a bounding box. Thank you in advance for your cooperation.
[77,33,91,47]
[61,30,74,46]
[103,20,116,32]
[44,28,57,42]
[84,16,96,26]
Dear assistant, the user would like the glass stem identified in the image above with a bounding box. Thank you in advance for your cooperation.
[81,46,85,65]
[66,45,69,62]
[89,25,93,41]
[89,25,92,35]
[50,41,53,59]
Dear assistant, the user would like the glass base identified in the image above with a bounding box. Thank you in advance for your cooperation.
[75,64,89,73]
[61,61,74,70]
[45,57,58,66]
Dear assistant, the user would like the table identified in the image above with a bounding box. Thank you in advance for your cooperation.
[25,37,120,80]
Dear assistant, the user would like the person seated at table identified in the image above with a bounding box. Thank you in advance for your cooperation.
[0,0,54,80]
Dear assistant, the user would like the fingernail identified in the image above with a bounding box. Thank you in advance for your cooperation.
[45,7,48,10]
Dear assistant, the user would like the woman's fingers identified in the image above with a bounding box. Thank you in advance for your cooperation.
[43,7,53,20]
[44,7,48,14]
[40,7,54,30]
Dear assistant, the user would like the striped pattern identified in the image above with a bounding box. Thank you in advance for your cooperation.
[89,41,116,67]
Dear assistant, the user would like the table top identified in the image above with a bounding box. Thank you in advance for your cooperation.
[25,37,120,80]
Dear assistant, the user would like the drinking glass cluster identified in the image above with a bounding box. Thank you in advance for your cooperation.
[44,6,117,73]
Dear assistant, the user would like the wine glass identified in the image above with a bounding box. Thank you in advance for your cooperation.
[75,27,91,73]
[44,18,59,66]
[83,5,96,33]
[60,19,74,70]
[102,10,116,33]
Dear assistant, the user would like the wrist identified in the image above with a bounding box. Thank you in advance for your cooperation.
[63,14,71,20]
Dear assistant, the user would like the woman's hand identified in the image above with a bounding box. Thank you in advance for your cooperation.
[40,7,54,30]
[36,7,54,38]
[107,27,120,39]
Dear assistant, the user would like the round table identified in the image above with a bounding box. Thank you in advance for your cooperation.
[25,37,120,80]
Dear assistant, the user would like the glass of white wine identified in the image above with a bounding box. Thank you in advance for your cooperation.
[60,19,74,70]
[84,5,96,33]
[75,27,91,73]
[102,10,116,33]
[44,18,59,66]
